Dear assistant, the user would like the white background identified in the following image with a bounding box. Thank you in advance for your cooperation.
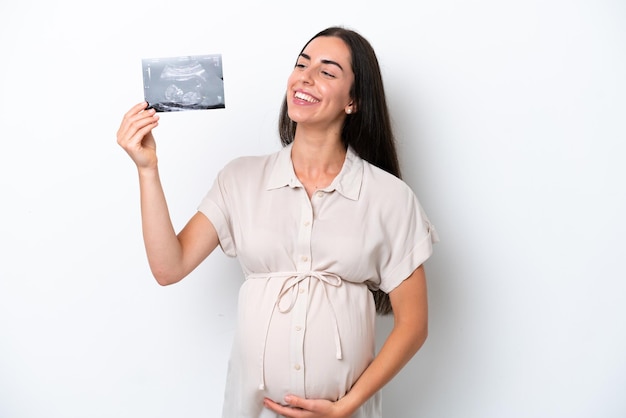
[1,1,625,417]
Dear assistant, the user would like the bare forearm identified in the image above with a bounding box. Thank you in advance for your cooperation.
[338,267,429,416]
[339,319,427,415]
[137,167,184,284]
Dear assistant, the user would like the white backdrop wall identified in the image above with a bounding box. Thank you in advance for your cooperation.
[1,0,624,417]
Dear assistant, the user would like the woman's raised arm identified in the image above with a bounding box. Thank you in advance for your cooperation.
[117,102,219,285]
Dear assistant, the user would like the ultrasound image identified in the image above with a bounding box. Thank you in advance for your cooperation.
[142,54,225,112]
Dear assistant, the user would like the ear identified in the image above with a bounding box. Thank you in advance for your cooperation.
[345,101,357,115]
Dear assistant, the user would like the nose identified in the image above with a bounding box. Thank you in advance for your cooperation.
[299,66,313,84]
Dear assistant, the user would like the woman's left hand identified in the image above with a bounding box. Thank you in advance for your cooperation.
[263,395,349,418]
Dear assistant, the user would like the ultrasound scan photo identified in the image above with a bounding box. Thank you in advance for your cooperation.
[142,54,225,112]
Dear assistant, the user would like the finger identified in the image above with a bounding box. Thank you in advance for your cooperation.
[122,105,156,131]
[118,102,152,136]
[123,101,150,119]
[118,109,158,145]
[263,399,305,418]
[284,395,311,410]
[126,118,159,149]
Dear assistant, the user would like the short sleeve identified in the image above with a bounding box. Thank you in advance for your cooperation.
[197,168,237,257]
[376,187,439,293]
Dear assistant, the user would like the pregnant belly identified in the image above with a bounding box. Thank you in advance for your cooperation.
[233,275,377,403]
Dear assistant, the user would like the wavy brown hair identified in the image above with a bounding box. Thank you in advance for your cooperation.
[278,27,401,315]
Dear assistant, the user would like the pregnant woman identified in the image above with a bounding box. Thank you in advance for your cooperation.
[117,26,438,418]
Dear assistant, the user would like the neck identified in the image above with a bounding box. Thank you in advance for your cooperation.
[290,133,346,192]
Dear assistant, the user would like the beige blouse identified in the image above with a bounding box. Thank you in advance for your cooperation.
[198,143,438,418]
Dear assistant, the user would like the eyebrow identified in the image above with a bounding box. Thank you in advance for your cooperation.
[299,53,344,71]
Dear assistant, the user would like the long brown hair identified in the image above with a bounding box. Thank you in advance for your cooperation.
[278,27,400,315]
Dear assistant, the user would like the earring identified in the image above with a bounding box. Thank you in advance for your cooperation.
[346,108,352,114]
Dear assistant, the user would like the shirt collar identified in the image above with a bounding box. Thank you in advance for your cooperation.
[266,142,363,201]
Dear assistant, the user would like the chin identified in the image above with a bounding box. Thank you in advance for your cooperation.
[287,109,307,124]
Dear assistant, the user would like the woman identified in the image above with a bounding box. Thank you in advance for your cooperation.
[117,26,438,418]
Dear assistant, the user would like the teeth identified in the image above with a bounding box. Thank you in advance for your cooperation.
[295,91,319,103]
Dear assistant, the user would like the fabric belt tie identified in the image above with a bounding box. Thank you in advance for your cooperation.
[246,271,344,391]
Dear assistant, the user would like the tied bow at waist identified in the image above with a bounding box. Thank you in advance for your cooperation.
[246,271,344,391]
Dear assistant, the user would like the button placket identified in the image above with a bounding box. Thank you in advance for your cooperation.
[296,192,313,271]
[290,191,313,396]
[289,276,308,395]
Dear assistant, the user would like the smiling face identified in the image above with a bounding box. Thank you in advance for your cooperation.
[286,36,355,132]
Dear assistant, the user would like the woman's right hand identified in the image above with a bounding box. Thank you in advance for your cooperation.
[117,102,160,170]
